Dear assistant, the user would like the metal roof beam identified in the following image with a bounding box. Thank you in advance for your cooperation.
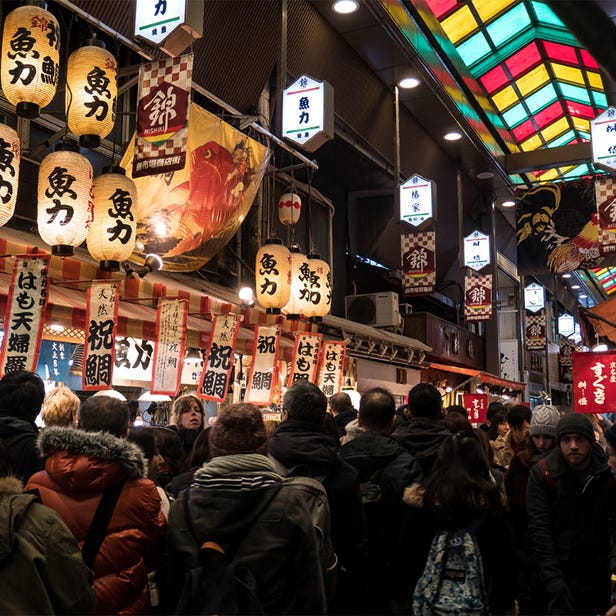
[504,142,592,174]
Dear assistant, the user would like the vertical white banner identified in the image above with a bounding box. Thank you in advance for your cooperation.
[287,332,322,387]
[317,341,346,397]
[245,325,281,405]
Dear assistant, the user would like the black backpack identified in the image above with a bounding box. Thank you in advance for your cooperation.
[174,484,281,615]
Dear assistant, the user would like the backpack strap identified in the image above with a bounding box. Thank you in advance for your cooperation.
[82,479,126,570]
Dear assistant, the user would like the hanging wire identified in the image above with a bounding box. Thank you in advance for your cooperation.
[306,167,315,253]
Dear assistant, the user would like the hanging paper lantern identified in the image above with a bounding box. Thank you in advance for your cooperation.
[282,245,312,319]
[0,123,20,227]
[255,238,291,314]
[87,166,137,271]
[304,253,332,320]
[278,191,302,226]
[1,1,60,119]
[37,142,94,256]
[66,39,117,149]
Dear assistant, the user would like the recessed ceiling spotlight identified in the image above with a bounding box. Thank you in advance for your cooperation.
[571,284,580,289]
[398,77,420,89]
[501,200,516,208]
[562,273,572,278]
[476,171,494,180]
[579,294,588,299]
[444,131,462,141]
[332,0,358,13]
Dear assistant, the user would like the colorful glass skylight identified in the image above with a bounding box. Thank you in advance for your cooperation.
[423,0,607,183]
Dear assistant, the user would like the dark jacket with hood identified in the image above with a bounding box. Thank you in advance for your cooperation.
[268,419,368,570]
[526,443,616,615]
[0,410,42,481]
[392,416,451,476]
[0,475,95,615]
[25,427,167,615]
[333,408,358,439]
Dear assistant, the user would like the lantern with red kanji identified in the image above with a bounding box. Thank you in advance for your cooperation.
[278,191,302,226]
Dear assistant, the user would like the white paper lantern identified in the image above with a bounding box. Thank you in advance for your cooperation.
[87,166,137,271]
[282,245,312,319]
[303,254,332,320]
[66,39,117,148]
[0,123,20,227]
[278,192,302,226]
[1,1,60,118]
[255,238,291,314]
[37,143,94,256]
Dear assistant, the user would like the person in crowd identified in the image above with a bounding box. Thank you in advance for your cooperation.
[165,403,326,614]
[392,383,450,476]
[268,381,367,612]
[168,394,206,466]
[488,409,510,469]
[154,426,185,488]
[445,404,468,419]
[40,385,80,428]
[505,404,559,614]
[492,404,531,469]
[391,431,517,615]
[340,387,423,614]
[0,370,45,481]
[527,413,615,615]
[128,426,171,518]
[26,394,167,615]
[263,418,280,440]
[605,423,616,480]
[474,427,507,500]
[0,439,95,614]
[479,401,508,433]
[440,409,473,433]
[328,392,358,439]
[169,426,211,498]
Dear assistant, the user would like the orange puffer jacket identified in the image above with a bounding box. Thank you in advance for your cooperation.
[26,427,167,615]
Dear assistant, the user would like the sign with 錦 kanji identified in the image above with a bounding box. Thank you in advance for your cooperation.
[463,393,488,423]
[82,282,119,391]
[317,341,346,398]
[0,255,50,377]
[464,230,490,272]
[287,332,322,387]
[572,350,616,413]
[400,175,436,227]
[401,232,436,296]
[282,75,334,152]
[590,107,616,172]
[464,274,492,322]
[595,176,616,232]
[525,313,546,350]
[245,325,281,406]
[198,313,241,402]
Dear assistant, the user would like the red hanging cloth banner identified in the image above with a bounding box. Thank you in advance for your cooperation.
[572,350,616,414]
[245,324,281,406]
[463,393,488,423]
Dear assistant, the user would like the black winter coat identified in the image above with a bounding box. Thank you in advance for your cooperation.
[0,410,42,481]
[526,444,616,615]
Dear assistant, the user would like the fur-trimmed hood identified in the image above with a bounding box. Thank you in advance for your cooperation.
[38,427,147,480]
[0,476,23,495]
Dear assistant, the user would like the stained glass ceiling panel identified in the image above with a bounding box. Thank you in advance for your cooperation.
[423,0,607,183]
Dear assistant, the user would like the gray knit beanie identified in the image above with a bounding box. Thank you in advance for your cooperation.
[529,405,560,438]
[556,413,595,445]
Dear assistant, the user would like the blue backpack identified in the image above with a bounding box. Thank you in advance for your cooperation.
[412,518,487,616]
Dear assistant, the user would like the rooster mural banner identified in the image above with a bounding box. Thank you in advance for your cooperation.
[516,180,599,276]
[122,103,270,271]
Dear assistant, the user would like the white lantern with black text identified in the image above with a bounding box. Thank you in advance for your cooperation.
[37,142,93,256]
[66,39,117,149]
[304,253,332,320]
[87,166,137,271]
[255,238,291,314]
[282,245,312,319]
[1,1,60,118]
[0,123,20,226]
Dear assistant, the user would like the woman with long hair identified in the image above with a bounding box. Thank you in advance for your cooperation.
[167,394,205,467]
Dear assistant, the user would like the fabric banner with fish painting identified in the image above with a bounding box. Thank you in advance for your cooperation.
[133,54,192,178]
[122,103,270,272]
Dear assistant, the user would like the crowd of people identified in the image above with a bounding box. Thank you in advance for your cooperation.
[1,369,616,615]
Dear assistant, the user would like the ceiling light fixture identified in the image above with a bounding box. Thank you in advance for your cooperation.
[444,131,462,141]
[476,171,494,180]
[501,200,516,208]
[398,77,420,89]
[579,294,588,299]
[562,273,572,279]
[571,284,580,289]
[332,0,358,14]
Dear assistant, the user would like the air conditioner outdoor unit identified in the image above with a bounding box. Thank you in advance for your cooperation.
[345,292,400,328]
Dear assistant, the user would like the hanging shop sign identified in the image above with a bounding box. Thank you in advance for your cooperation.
[590,107,616,172]
[524,282,545,313]
[464,274,492,322]
[399,175,436,227]
[595,176,616,232]
[134,0,203,57]
[464,230,490,272]
[82,282,119,391]
[133,54,192,178]
[151,299,188,396]
[401,232,436,296]
[198,313,241,402]
[282,247,312,318]
[36,340,74,384]
[462,393,488,424]
[282,75,334,152]
[558,313,576,337]
[0,255,49,376]
[255,239,291,314]
[525,312,547,351]
[560,337,575,368]
[245,325,281,406]
[304,254,332,320]
[500,339,520,382]
[317,340,346,397]
[287,332,322,387]
[572,350,616,413]
[0,123,20,227]
[123,103,270,271]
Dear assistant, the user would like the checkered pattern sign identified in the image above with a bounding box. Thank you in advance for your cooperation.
[596,176,616,232]
[133,54,193,178]
[599,228,616,257]
[525,313,546,350]
[401,232,436,296]
[560,337,575,367]
[464,274,492,322]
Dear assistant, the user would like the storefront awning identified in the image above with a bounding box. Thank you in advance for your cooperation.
[583,299,616,344]
[427,361,526,394]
